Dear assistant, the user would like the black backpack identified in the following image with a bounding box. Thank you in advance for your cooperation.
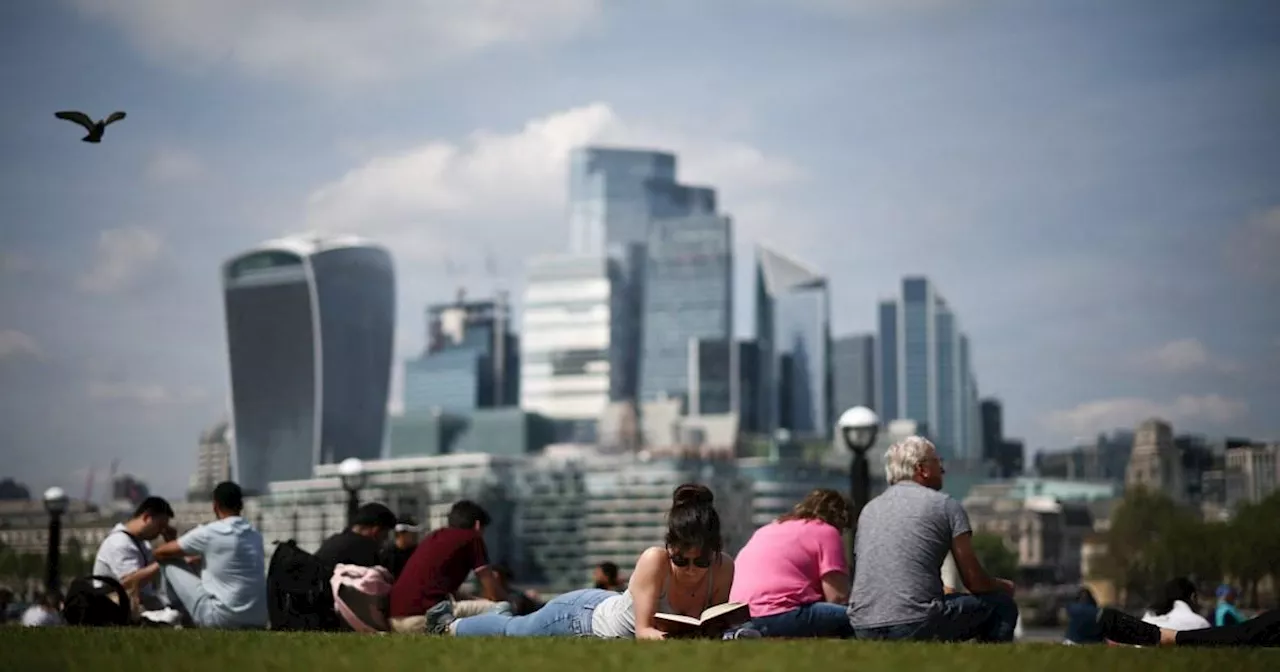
[267,540,340,631]
[62,575,131,626]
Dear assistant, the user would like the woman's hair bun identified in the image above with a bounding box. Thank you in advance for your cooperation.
[672,483,714,508]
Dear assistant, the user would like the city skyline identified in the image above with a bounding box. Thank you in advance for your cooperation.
[2,0,1279,496]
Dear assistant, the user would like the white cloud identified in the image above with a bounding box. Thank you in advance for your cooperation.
[0,330,43,360]
[306,102,803,262]
[76,0,601,89]
[145,148,205,183]
[1045,394,1250,436]
[87,381,208,406]
[1133,338,1238,375]
[78,227,164,294]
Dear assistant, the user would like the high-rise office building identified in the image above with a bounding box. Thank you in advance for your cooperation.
[519,254,623,442]
[876,277,978,461]
[222,235,395,494]
[404,293,518,413]
[189,420,233,501]
[832,334,875,414]
[567,147,717,402]
[639,214,733,409]
[755,246,831,438]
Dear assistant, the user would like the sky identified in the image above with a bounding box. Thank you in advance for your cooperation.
[1,0,1278,499]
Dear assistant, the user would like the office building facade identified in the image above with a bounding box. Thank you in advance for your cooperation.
[520,254,623,441]
[876,277,978,462]
[222,235,395,494]
[832,334,875,414]
[404,294,519,414]
[639,214,733,409]
[755,246,831,438]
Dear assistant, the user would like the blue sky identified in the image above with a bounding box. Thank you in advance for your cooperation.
[1,0,1278,498]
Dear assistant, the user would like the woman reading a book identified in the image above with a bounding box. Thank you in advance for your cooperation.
[425,483,737,639]
[729,488,854,638]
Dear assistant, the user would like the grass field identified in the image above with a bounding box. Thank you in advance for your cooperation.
[3,627,1278,672]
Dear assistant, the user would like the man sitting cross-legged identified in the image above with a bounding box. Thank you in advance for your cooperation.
[92,496,177,613]
[848,436,1019,642]
[388,500,506,633]
[151,481,268,629]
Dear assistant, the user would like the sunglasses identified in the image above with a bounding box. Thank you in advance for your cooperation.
[669,550,713,568]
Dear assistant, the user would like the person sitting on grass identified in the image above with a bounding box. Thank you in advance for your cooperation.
[849,436,1019,642]
[380,517,421,581]
[1098,605,1279,648]
[91,496,176,612]
[729,488,853,638]
[594,562,625,591]
[151,481,268,629]
[1141,577,1210,631]
[314,502,397,569]
[387,500,506,633]
[1215,584,1245,627]
[427,484,735,639]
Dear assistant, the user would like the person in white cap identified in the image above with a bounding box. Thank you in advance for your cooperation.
[381,517,420,580]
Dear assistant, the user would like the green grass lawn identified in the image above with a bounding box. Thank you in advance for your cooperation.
[3,627,1277,672]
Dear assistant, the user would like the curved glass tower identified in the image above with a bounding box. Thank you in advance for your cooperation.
[222,235,395,494]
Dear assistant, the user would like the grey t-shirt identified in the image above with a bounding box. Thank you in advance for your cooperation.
[848,481,972,629]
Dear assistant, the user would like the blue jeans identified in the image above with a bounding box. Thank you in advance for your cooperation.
[453,589,614,637]
[747,602,854,638]
[854,592,1019,643]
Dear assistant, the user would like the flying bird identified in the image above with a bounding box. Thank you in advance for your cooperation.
[55,110,127,143]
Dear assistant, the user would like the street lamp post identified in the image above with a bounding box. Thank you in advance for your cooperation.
[42,486,69,595]
[338,458,367,527]
[837,406,880,525]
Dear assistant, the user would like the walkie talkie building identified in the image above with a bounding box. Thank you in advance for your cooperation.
[222,235,395,494]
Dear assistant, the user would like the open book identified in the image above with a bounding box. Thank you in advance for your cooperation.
[653,602,749,638]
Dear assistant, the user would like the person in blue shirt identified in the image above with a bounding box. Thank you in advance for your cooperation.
[1063,587,1104,644]
[1215,585,1245,627]
[152,481,268,629]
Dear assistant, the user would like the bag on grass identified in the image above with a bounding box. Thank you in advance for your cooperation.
[267,539,340,631]
[63,575,131,626]
[331,563,393,633]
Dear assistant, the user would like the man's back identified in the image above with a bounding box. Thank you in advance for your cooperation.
[178,516,268,627]
[315,530,381,569]
[849,482,971,629]
[389,527,488,618]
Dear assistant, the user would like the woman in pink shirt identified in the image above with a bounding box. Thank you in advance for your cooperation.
[729,488,854,638]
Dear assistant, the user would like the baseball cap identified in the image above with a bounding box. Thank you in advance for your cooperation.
[394,516,420,533]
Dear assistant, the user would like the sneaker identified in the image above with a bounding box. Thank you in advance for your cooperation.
[1097,607,1160,647]
[722,627,762,640]
[424,600,455,635]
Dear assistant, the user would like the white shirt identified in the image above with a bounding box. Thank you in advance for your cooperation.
[1142,600,1211,631]
[93,524,165,606]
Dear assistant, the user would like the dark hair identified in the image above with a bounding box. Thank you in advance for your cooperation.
[352,503,396,530]
[665,484,721,554]
[777,488,852,530]
[1151,577,1197,616]
[447,500,491,529]
[1076,587,1098,606]
[212,481,244,514]
[598,562,619,582]
[133,496,175,520]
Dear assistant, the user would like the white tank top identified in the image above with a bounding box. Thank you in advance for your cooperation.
[590,564,715,638]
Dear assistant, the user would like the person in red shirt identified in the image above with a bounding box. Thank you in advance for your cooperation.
[388,500,504,632]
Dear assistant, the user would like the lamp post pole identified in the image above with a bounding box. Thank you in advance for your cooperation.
[43,487,69,595]
[837,406,880,580]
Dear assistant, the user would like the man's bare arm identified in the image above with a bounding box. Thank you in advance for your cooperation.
[950,532,1015,596]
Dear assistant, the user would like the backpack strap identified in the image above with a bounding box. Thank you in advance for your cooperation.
[116,528,152,562]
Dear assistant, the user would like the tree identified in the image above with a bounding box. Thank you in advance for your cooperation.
[972,532,1019,579]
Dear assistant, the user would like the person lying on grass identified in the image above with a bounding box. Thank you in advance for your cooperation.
[423,483,736,639]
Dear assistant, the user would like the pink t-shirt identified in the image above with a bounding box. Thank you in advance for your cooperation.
[729,519,848,618]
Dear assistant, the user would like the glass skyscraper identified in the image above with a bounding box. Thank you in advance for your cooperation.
[875,277,978,462]
[567,147,716,402]
[404,295,519,414]
[832,334,875,414]
[222,235,395,494]
[754,245,831,438]
[638,214,732,409]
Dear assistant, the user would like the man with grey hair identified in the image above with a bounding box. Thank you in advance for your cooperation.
[847,436,1018,642]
